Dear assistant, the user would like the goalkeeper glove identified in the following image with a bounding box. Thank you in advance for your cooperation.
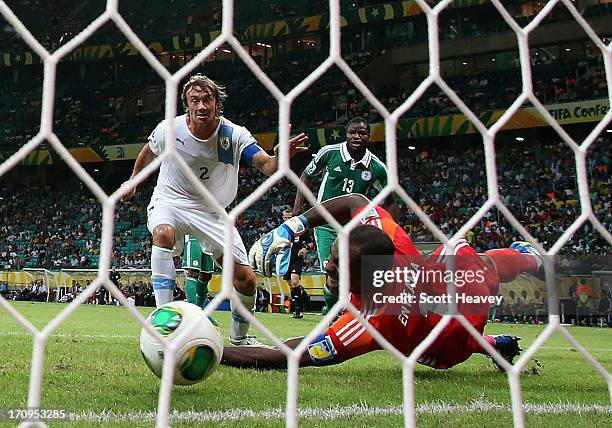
[249,215,308,277]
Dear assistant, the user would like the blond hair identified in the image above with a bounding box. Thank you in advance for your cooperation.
[181,74,227,116]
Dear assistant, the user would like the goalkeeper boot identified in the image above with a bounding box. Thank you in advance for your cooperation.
[487,335,522,371]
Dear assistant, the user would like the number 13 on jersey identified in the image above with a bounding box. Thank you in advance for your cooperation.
[342,178,354,193]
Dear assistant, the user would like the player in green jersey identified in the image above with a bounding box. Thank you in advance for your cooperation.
[292,117,398,313]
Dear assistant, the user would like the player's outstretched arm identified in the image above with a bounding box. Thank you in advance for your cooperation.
[252,131,309,176]
[249,194,371,276]
[221,337,314,369]
[120,144,157,201]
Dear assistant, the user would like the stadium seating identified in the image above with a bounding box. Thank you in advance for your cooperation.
[1,0,610,149]
[0,1,609,273]
[0,52,606,149]
[1,136,609,272]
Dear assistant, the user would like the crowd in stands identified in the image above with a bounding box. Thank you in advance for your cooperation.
[350,55,607,124]
[0,175,153,270]
[398,138,610,267]
[1,135,609,277]
[1,0,610,150]
[1,48,607,150]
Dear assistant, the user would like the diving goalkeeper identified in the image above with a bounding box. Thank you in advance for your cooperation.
[221,194,542,370]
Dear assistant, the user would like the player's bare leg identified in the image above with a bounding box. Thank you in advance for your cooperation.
[151,224,177,307]
[229,262,259,345]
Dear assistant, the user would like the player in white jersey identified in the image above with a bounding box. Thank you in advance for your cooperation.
[122,74,308,345]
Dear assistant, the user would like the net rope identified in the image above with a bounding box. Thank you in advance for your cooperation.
[0,0,610,427]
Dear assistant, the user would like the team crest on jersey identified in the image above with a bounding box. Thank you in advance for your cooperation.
[220,136,231,150]
[307,335,336,363]
[361,171,372,181]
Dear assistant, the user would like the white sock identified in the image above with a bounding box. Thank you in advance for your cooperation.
[151,245,176,307]
[230,289,255,340]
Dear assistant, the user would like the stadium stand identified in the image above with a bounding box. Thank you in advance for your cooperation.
[1,0,610,148]
[1,135,609,272]
[1,4,611,428]
[0,0,609,287]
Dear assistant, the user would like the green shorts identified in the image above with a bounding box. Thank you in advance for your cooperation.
[314,225,337,272]
[181,235,215,273]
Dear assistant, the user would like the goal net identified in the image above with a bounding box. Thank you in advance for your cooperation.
[0,0,610,427]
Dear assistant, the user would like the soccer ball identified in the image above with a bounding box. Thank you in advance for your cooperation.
[140,301,224,386]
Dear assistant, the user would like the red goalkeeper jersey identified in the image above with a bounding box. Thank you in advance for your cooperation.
[306,206,499,368]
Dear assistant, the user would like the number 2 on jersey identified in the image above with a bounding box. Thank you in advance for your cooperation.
[342,178,354,193]
[199,166,210,180]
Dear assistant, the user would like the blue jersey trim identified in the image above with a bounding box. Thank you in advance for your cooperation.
[241,143,263,166]
[218,124,235,165]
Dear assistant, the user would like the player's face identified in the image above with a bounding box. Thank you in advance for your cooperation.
[326,243,339,292]
[346,122,370,153]
[186,86,217,127]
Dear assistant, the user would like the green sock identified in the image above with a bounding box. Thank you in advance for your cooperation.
[323,285,339,311]
[186,278,208,307]
[185,277,200,305]
[186,277,216,323]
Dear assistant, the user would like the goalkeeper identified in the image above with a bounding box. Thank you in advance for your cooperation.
[222,194,542,370]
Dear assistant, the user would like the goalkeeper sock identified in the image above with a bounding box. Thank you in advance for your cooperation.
[151,245,176,307]
[323,284,339,311]
[230,289,255,340]
[186,277,209,307]
[484,248,538,283]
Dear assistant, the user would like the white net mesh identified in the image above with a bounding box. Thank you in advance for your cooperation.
[0,0,610,427]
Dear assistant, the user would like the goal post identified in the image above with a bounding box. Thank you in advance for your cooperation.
[22,268,59,302]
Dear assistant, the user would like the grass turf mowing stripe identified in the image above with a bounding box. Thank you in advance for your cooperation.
[65,402,612,423]
[2,330,612,353]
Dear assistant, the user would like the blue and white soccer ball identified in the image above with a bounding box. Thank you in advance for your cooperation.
[140,301,223,386]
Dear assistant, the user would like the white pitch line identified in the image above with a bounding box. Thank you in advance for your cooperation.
[0,331,136,340]
[66,402,612,423]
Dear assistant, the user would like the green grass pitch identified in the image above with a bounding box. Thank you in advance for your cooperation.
[0,302,610,427]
